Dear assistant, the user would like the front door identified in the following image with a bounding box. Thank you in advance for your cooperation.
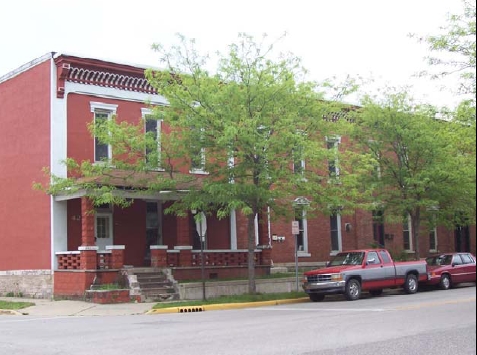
[95,213,113,251]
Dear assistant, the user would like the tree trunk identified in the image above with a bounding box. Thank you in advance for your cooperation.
[247,214,257,294]
[411,209,421,260]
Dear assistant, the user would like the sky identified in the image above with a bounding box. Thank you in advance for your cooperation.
[0,0,466,108]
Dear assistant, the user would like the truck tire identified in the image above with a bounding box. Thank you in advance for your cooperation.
[439,274,451,290]
[309,294,325,302]
[345,279,361,301]
[403,274,418,294]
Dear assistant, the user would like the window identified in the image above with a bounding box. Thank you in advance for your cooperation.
[142,108,162,169]
[460,254,473,264]
[90,102,118,163]
[293,145,305,174]
[295,210,308,253]
[452,254,463,265]
[429,227,437,252]
[330,212,342,253]
[190,126,206,173]
[379,250,391,263]
[367,251,380,264]
[403,215,413,251]
[326,136,341,179]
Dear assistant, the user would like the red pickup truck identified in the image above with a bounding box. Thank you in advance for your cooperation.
[302,249,428,301]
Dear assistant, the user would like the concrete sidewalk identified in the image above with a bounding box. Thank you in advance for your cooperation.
[0,297,156,317]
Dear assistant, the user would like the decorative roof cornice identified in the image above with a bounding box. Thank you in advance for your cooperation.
[54,54,159,98]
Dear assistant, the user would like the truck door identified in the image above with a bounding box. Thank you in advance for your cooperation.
[379,250,398,287]
[361,251,387,290]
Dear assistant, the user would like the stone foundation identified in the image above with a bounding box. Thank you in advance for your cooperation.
[0,270,53,299]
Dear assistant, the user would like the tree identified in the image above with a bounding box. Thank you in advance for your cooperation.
[352,89,476,259]
[415,0,476,100]
[39,33,364,294]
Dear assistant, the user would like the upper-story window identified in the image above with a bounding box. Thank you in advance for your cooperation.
[403,214,413,251]
[326,136,341,179]
[293,146,305,175]
[90,102,118,163]
[142,108,162,170]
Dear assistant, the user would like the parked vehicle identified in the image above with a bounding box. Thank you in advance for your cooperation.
[302,249,428,301]
[424,253,476,290]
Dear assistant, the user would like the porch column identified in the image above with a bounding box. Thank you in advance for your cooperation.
[174,246,193,267]
[176,214,191,246]
[106,245,125,269]
[150,245,168,267]
[79,246,98,269]
[81,197,95,246]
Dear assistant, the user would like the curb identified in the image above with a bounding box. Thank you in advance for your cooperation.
[146,297,309,315]
[0,309,24,316]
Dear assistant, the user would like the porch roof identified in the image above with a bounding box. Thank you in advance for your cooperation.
[53,169,204,202]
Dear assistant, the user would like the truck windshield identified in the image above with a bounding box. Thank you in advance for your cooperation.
[329,252,364,266]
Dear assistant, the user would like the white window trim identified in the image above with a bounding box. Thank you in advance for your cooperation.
[404,214,414,252]
[330,213,343,255]
[142,107,164,171]
[90,102,118,163]
[326,136,341,179]
[429,226,438,253]
[95,212,113,251]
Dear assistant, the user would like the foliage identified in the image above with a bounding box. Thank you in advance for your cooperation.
[352,88,476,259]
[0,300,34,310]
[414,0,476,100]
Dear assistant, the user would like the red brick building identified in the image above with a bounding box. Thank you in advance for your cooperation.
[0,53,475,299]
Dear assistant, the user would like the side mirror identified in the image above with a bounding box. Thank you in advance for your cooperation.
[326,261,331,267]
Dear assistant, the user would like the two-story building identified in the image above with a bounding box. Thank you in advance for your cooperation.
[0,52,474,299]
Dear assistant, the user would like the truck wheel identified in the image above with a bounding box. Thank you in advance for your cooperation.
[309,294,325,302]
[403,274,418,294]
[439,274,451,290]
[345,279,361,301]
[369,289,383,296]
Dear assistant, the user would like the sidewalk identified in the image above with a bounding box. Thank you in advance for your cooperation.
[0,297,156,317]
[0,297,309,317]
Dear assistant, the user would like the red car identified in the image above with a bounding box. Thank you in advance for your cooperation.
[425,253,477,290]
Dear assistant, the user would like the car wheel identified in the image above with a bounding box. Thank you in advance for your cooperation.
[439,274,451,290]
[309,294,325,302]
[403,274,418,294]
[369,289,383,296]
[345,279,361,301]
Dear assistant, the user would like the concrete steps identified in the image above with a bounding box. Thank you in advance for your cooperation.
[126,268,179,302]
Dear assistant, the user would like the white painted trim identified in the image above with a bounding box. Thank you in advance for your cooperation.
[174,246,193,250]
[150,245,168,250]
[78,246,99,251]
[90,101,118,113]
[66,81,168,105]
[230,209,238,250]
[106,245,125,250]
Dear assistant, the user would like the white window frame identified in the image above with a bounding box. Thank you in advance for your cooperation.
[403,214,413,252]
[142,108,163,171]
[330,213,343,255]
[326,136,341,179]
[429,226,438,253]
[189,127,207,174]
[297,210,310,256]
[90,102,117,163]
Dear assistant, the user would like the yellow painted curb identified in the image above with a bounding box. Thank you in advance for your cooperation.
[146,297,309,315]
[0,309,23,316]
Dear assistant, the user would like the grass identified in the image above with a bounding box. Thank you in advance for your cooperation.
[152,291,307,309]
[0,300,35,310]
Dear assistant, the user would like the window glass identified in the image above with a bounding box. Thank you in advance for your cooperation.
[94,112,110,162]
[367,251,380,264]
[452,254,463,265]
[460,254,473,264]
[379,250,391,263]
[330,214,340,251]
